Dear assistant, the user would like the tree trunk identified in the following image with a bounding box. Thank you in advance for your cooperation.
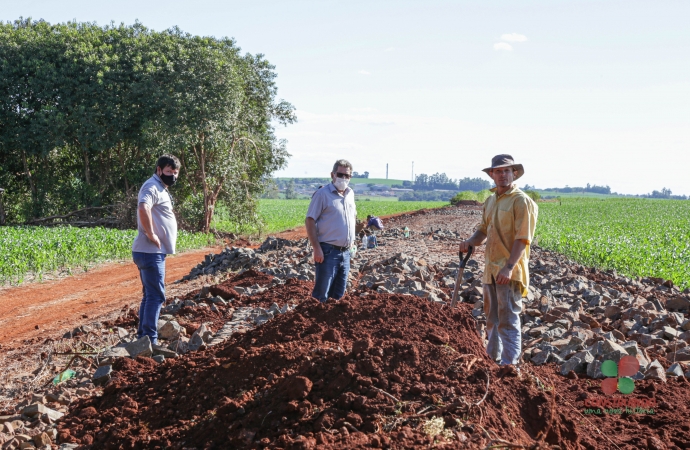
[202,192,216,233]
[202,181,225,233]
[83,148,91,186]
[194,133,211,232]
[21,150,38,218]
[0,192,6,226]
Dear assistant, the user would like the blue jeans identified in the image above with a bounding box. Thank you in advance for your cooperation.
[483,279,523,365]
[312,243,350,303]
[132,252,166,344]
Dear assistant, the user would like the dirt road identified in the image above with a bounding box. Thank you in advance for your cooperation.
[0,247,222,347]
[0,206,461,349]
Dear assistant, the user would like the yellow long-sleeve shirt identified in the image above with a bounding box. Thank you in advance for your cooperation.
[478,185,538,297]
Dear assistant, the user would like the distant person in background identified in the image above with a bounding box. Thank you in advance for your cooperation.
[366,214,384,231]
[132,155,180,345]
[458,154,538,375]
[305,159,357,302]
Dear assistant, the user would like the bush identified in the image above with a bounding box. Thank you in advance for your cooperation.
[476,190,492,202]
[450,191,477,205]
[525,190,541,202]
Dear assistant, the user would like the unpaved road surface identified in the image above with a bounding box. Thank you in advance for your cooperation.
[0,248,222,347]
[0,206,474,349]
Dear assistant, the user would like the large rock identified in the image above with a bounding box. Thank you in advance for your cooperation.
[662,326,681,340]
[672,348,690,362]
[102,346,130,359]
[560,356,583,375]
[158,321,183,340]
[152,344,179,358]
[601,339,627,355]
[92,365,112,386]
[587,359,604,379]
[168,336,190,354]
[603,304,622,320]
[666,362,684,377]
[125,336,153,358]
[666,296,690,311]
[644,360,667,383]
[681,319,690,331]
[530,350,551,366]
[33,432,52,447]
[22,403,63,421]
[188,325,212,352]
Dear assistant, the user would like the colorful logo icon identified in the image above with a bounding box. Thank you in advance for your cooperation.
[601,355,640,395]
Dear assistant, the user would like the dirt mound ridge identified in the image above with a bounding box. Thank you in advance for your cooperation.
[56,286,580,449]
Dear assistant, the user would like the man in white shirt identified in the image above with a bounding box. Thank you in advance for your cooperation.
[132,155,180,344]
[305,159,357,302]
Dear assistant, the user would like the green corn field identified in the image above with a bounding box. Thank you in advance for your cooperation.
[535,198,690,290]
[0,227,213,285]
[213,199,448,234]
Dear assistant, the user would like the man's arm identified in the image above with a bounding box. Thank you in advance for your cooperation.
[495,239,528,284]
[305,217,323,263]
[138,202,161,249]
[459,229,487,253]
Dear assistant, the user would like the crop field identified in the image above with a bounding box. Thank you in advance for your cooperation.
[0,227,213,285]
[213,199,448,234]
[536,198,690,289]
[536,190,623,199]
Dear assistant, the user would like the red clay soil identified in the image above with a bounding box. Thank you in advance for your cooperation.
[55,280,603,450]
[0,247,222,348]
[57,277,690,449]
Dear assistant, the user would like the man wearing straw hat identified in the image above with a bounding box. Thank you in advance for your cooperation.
[458,155,538,373]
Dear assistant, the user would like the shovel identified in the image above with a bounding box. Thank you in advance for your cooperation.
[450,246,474,308]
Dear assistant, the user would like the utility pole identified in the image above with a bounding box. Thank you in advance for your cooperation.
[411,162,414,182]
[386,163,388,180]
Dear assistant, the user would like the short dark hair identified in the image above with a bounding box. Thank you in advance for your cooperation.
[157,154,181,171]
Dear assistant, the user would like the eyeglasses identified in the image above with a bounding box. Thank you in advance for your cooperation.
[335,172,351,179]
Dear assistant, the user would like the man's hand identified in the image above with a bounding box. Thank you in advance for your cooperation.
[459,240,473,253]
[496,263,514,284]
[313,246,324,263]
[147,232,162,249]
[459,230,486,254]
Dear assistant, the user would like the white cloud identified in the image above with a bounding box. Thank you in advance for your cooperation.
[501,33,528,42]
[358,70,371,75]
[493,42,513,51]
[384,47,396,52]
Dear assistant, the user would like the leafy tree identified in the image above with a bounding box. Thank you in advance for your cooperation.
[0,19,295,231]
[284,179,297,199]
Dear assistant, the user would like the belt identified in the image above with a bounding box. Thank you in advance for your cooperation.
[321,243,349,251]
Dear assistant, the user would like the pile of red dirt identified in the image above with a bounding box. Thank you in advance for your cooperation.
[56,280,690,449]
[56,287,557,449]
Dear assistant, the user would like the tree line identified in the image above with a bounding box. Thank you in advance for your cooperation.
[0,19,294,231]
[532,183,612,195]
[413,173,491,192]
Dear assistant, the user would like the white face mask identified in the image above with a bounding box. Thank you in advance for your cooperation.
[333,177,349,191]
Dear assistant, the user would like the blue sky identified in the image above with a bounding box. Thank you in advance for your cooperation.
[3,0,689,195]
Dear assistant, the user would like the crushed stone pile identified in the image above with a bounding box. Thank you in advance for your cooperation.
[515,247,690,382]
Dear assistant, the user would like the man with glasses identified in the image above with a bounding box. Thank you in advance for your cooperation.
[305,159,357,302]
